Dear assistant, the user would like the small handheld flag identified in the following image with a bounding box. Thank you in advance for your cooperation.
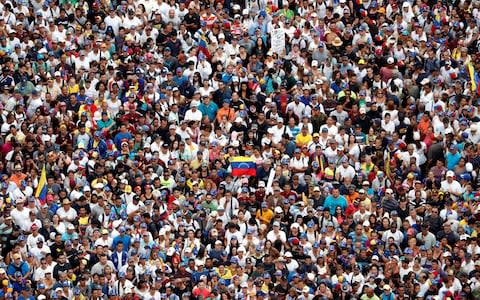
[35,165,48,205]
[230,156,257,177]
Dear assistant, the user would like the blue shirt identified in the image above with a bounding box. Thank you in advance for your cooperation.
[348,232,368,248]
[173,75,188,87]
[191,270,209,284]
[289,126,300,139]
[7,261,29,277]
[198,102,219,121]
[61,232,78,241]
[446,152,461,170]
[112,234,131,251]
[222,73,233,84]
[114,132,133,149]
[323,194,348,214]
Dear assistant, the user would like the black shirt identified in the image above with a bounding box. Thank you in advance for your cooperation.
[50,242,65,260]
[183,13,200,35]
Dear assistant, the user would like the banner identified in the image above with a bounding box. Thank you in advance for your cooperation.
[271,28,285,57]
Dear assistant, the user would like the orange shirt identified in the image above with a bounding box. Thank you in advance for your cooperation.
[10,173,26,188]
[216,107,235,123]
[346,192,359,204]
[418,119,431,136]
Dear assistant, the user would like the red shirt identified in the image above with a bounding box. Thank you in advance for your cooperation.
[193,287,211,298]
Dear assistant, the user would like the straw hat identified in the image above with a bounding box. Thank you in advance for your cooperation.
[332,37,343,47]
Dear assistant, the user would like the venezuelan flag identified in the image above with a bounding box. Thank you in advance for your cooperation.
[35,165,48,205]
[198,37,211,60]
[467,62,480,95]
[230,156,257,177]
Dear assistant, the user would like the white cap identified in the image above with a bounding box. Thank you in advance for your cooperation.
[420,78,430,85]
[387,57,394,64]
[413,131,420,141]
[196,260,205,266]
[446,170,455,177]
[290,223,301,229]
[466,162,473,172]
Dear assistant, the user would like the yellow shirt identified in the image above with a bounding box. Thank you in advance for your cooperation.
[360,197,372,211]
[190,159,203,170]
[295,133,312,147]
[256,208,274,225]
[79,216,89,226]
[215,268,232,280]
[186,179,205,190]
[68,84,79,95]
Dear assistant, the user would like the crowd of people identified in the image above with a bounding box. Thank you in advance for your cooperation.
[0,0,479,299]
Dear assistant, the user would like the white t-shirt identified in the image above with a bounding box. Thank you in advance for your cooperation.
[381,120,395,134]
[440,180,462,196]
[10,207,30,229]
[382,229,404,245]
[319,124,338,137]
[56,209,77,228]
[184,108,203,122]
[290,156,309,174]
[336,165,356,181]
